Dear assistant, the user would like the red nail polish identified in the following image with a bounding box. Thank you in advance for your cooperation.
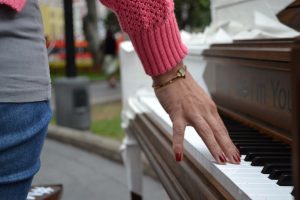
[176,153,182,162]
[233,155,239,163]
[219,155,226,163]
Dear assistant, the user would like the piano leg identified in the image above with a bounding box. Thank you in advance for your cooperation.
[121,130,143,200]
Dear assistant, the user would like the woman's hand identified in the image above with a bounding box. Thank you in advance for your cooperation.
[153,63,240,164]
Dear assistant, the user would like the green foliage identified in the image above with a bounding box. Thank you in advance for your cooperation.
[50,72,106,82]
[91,101,124,141]
[174,0,211,31]
[51,101,124,140]
[91,116,124,140]
[104,1,211,32]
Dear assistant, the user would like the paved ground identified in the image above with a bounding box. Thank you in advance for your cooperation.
[42,81,169,199]
[89,81,122,105]
[33,139,169,200]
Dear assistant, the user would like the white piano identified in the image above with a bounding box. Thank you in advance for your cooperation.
[119,1,299,199]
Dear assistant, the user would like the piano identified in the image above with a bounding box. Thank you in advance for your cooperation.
[27,184,63,200]
[120,1,300,200]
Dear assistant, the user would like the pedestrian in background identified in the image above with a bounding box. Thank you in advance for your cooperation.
[0,0,239,199]
[102,29,119,88]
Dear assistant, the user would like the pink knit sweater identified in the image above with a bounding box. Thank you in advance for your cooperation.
[1,0,188,76]
[0,0,25,12]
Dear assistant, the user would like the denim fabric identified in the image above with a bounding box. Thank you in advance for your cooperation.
[0,178,33,200]
[0,101,51,199]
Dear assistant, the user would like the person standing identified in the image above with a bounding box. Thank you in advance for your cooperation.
[102,29,119,88]
[0,1,52,199]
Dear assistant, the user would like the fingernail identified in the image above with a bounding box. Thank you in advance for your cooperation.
[235,149,241,158]
[176,153,182,162]
[233,155,239,163]
[219,155,226,163]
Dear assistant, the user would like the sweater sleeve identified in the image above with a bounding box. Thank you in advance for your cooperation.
[0,0,26,12]
[99,0,188,76]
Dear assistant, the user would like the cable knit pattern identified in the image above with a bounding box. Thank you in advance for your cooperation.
[100,0,188,76]
[0,0,26,12]
[1,0,188,76]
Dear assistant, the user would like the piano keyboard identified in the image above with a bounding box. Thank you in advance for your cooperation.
[129,92,294,200]
[222,116,293,185]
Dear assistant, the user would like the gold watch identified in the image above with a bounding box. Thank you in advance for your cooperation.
[152,65,187,89]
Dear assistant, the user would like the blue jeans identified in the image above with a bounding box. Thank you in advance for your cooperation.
[0,101,52,200]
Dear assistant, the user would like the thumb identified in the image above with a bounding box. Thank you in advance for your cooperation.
[172,119,186,162]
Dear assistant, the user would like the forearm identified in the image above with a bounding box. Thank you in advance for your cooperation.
[99,0,188,77]
[0,0,26,12]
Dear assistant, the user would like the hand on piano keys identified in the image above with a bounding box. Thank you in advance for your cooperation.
[152,63,241,165]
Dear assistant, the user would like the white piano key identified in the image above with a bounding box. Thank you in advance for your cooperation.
[220,159,293,199]
[133,95,294,200]
[251,195,293,200]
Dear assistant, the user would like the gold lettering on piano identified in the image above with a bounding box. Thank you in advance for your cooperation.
[233,79,292,113]
[206,64,292,133]
[271,80,292,112]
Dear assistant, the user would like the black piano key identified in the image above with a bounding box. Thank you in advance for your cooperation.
[221,117,238,123]
[232,138,275,143]
[235,141,282,145]
[229,131,260,135]
[229,133,266,138]
[262,163,292,174]
[229,130,258,134]
[239,146,290,154]
[245,152,291,161]
[251,156,291,166]
[235,139,278,144]
[220,115,293,187]
[269,169,292,180]
[277,173,293,186]
[230,135,271,140]
[226,125,255,131]
[229,132,262,137]
[235,143,286,148]
[229,132,269,136]
[225,122,247,126]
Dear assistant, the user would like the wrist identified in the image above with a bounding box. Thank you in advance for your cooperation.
[152,62,184,86]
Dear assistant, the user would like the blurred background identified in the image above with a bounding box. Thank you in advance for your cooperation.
[31,0,299,199]
[42,0,210,79]
[32,0,211,199]
[39,0,211,146]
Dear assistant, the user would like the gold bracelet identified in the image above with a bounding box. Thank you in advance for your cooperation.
[152,65,187,89]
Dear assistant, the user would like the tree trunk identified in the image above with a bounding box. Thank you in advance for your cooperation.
[83,0,103,71]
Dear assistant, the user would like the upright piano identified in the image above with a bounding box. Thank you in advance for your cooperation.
[121,1,300,200]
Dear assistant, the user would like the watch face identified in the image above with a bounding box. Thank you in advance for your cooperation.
[177,66,186,77]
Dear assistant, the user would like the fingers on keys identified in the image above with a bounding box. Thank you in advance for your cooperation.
[204,114,240,164]
[172,113,240,164]
[172,118,186,162]
[190,116,227,164]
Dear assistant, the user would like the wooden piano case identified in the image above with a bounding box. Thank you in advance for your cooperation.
[127,114,235,200]
[278,0,300,31]
[127,37,299,200]
[203,37,300,199]
[126,1,300,200]
[200,3,300,196]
